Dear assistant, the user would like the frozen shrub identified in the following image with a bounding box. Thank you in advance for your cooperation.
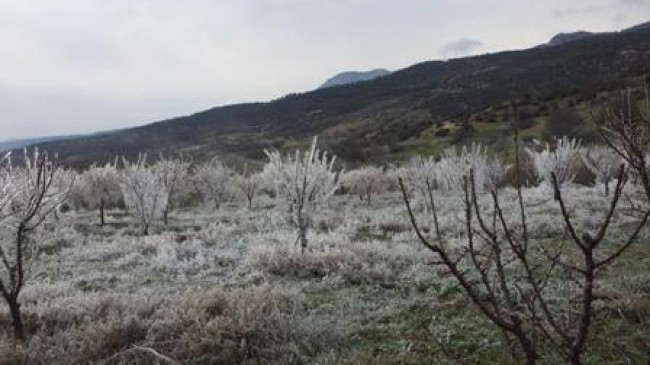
[248,237,423,285]
[145,285,345,364]
[248,243,360,279]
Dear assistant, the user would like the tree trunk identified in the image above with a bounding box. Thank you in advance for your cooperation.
[163,208,169,226]
[517,335,537,365]
[299,225,308,254]
[640,169,650,202]
[570,252,596,365]
[99,199,105,226]
[7,297,24,340]
[604,181,610,197]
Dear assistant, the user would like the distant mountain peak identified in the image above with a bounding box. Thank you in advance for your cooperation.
[547,31,595,46]
[540,20,650,48]
[318,69,391,89]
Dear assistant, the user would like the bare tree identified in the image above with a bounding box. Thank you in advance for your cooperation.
[341,166,385,205]
[81,161,121,225]
[0,150,70,340]
[400,139,649,364]
[597,83,650,201]
[264,137,340,253]
[580,145,622,196]
[526,136,581,199]
[154,154,191,225]
[233,165,261,209]
[119,155,167,235]
[437,143,505,194]
[193,158,234,210]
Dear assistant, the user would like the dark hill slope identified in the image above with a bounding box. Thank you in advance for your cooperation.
[22,26,650,165]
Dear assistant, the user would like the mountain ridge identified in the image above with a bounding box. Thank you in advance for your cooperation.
[14,21,650,166]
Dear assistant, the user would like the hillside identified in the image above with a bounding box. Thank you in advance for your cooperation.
[18,23,650,166]
[0,134,89,153]
[318,69,391,89]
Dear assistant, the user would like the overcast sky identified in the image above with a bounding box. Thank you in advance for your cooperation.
[0,0,649,140]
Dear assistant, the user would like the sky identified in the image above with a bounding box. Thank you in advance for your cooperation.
[0,0,649,140]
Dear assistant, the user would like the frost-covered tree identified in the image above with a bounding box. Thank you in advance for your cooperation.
[81,162,121,225]
[233,166,261,209]
[526,137,581,196]
[0,150,70,339]
[119,155,167,235]
[50,167,78,220]
[341,166,385,205]
[264,137,340,252]
[193,158,234,210]
[581,145,623,196]
[437,143,504,194]
[154,154,191,225]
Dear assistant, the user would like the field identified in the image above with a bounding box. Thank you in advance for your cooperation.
[0,181,648,365]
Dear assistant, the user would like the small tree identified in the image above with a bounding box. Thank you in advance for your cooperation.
[264,137,340,253]
[193,158,233,210]
[598,84,650,201]
[437,143,504,194]
[580,145,622,196]
[0,150,70,340]
[154,154,191,225]
[119,155,167,235]
[341,166,385,205]
[233,166,261,209]
[81,162,121,225]
[526,136,581,198]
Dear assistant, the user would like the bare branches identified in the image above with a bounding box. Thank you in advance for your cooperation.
[400,129,649,364]
[596,84,650,201]
[119,154,168,236]
[232,164,262,209]
[193,157,233,211]
[0,149,70,339]
[155,154,191,224]
[263,137,340,252]
[341,166,386,205]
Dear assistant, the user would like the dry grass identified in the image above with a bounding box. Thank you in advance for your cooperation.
[0,186,647,364]
[1,286,347,364]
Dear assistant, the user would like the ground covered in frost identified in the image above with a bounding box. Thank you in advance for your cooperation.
[0,184,648,364]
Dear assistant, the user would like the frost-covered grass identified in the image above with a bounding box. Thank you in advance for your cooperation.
[1,185,649,364]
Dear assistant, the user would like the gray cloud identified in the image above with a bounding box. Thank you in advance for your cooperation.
[440,38,484,56]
